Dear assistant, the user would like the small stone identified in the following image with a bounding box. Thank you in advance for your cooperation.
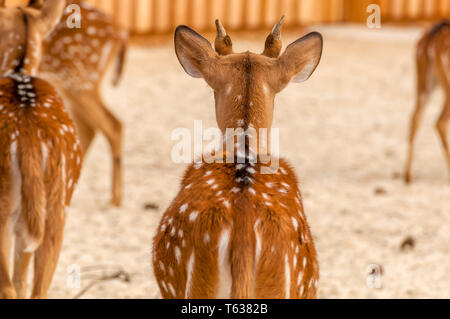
[400,236,415,252]
[374,187,387,195]
[143,202,159,211]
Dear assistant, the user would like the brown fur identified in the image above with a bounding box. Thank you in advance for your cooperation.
[37,0,128,206]
[153,156,319,299]
[0,0,82,299]
[262,34,283,58]
[153,24,322,299]
[405,20,450,183]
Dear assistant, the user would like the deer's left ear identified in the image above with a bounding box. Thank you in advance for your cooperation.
[275,32,323,88]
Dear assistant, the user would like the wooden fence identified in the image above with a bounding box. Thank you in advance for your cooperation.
[6,0,450,34]
[85,0,450,34]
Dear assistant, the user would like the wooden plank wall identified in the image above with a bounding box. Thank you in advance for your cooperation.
[5,0,450,34]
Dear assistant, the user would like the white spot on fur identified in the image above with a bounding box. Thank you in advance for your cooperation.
[179,204,188,213]
[168,283,176,297]
[204,233,210,244]
[291,217,299,231]
[254,220,262,272]
[189,211,199,222]
[231,187,240,193]
[281,182,290,189]
[297,271,303,286]
[175,246,181,264]
[184,253,195,298]
[226,85,232,95]
[285,254,291,299]
[216,229,232,298]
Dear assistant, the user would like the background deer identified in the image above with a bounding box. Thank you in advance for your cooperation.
[405,20,450,183]
[153,19,322,299]
[0,0,83,299]
[24,0,127,206]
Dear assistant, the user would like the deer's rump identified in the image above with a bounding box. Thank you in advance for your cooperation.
[152,159,319,299]
[0,76,82,250]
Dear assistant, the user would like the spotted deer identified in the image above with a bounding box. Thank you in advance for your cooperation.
[405,20,450,183]
[22,0,127,206]
[0,0,83,299]
[153,18,323,299]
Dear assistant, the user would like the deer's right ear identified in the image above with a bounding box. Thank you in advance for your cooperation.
[174,25,218,79]
[276,32,323,86]
[34,0,65,37]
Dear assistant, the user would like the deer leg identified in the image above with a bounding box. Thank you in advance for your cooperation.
[30,217,64,299]
[406,43,434,184]
[30,219,64,299]
[30,185,65,299]
[71,111,96,154]
[405,92,429,184]
[12,236,33,299]
[436,102,450,180]
[76,92,123,206]
[0,218,15,299]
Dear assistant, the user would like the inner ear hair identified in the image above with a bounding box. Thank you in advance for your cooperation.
[279,31,323,84]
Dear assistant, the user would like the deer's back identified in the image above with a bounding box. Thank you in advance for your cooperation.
[39,1,126,90]
[153,159,319,298]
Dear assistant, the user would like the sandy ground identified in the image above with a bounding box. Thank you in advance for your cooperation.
[43,25,449,299]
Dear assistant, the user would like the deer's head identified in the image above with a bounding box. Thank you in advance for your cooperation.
[0,0,65,76]
[174,17,323,137]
